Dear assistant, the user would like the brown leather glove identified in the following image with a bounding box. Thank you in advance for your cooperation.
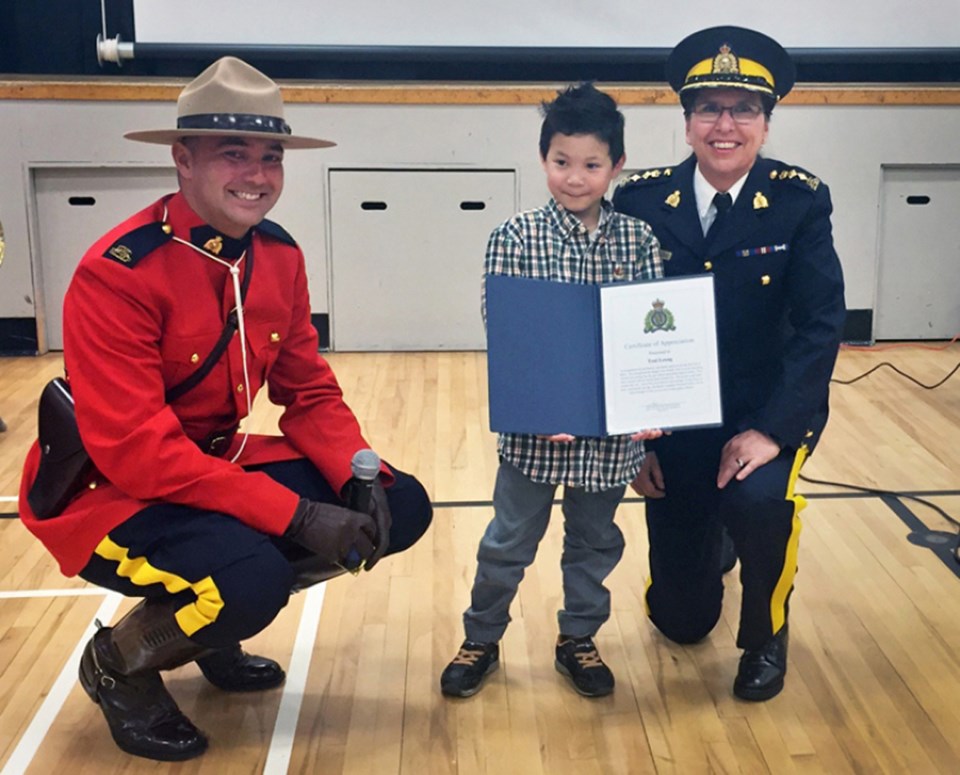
[363,480,392,570]
[284,498,376,568]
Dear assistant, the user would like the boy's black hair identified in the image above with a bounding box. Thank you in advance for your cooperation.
[538,82,625,163]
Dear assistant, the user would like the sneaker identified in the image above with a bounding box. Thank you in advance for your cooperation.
[554,635,615,697]
[440,640,499,697]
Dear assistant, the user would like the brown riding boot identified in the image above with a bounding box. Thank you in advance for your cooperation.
[78,599,210,761]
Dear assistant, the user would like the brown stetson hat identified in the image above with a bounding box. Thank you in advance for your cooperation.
[124,56,335,149]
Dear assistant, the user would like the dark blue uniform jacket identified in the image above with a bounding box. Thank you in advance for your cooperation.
[613,155,846,453]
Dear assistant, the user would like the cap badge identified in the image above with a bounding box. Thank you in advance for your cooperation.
[713,44,740,75]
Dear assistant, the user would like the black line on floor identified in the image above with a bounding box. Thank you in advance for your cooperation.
[3,488,958,518]
[879,494,960,579]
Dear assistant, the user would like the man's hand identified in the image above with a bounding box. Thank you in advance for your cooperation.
[537,433,575,442]
[284,498,376,567]
[717,430,781,489]
[630,451,665,498]
[364,481,392,570]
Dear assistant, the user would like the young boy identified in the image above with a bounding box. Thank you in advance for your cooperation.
[440,83,664,699]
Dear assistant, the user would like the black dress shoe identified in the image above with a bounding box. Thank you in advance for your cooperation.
[196,645,286,692]
[79,629,208,761]
[733,625,788,701]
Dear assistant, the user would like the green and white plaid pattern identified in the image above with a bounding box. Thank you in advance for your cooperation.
[483,198,663,491]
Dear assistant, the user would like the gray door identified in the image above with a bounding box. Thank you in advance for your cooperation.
[875,165,960,340]
[329,169,516,350]
[34,167,177,349]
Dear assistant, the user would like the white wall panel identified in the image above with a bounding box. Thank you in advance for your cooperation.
[133,0,960,47]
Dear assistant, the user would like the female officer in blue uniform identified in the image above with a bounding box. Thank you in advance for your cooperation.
[613,26,845,701]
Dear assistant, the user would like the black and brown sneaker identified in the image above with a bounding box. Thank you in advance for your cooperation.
[555,635,615,697]
[440,640,499,697]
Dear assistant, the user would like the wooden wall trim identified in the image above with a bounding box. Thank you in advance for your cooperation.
[3,80,960,106]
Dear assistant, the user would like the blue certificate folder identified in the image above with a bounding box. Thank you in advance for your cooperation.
[486,274,613,437]
[485,273,722,437]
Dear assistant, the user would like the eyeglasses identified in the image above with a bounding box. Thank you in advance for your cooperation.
[691,102,764,124]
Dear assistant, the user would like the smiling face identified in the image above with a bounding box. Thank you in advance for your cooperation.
[685,88,768,192]
[173,135,285,237]
[541,132,624,232]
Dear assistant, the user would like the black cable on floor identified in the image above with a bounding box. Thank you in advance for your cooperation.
[799,472,960,563]
[831,359,960,388]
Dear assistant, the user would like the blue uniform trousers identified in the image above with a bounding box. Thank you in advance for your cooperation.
[644,428,805,651]
[79,458,432,648]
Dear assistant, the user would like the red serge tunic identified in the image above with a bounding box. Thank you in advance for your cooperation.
[19,193,384,576]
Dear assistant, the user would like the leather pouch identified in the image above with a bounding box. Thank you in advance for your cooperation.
[27,378,93,519]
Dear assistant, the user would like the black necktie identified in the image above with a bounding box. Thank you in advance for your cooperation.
[707,191,733,242]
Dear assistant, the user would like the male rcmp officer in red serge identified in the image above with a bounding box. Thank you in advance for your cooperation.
[18,57,432,760]
[614,27,845,701]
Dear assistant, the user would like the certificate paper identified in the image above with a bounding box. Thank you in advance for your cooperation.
[485,273,722,437]
[600,274,721,433]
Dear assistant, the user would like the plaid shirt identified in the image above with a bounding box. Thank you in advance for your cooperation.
[483,198,664,491]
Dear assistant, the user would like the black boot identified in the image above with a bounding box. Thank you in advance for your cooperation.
[719,528,738,574]
[197,645,286,692]
[78,600,209,761]
[733,624,789,701]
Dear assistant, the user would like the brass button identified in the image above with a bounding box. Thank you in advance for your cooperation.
[88,481,97,490]
[190,353,199,363]
[704,261,713,271]
[237,384,244,393]
[761,275,771,286]
[270,332,280,343]
[161,223,172,234]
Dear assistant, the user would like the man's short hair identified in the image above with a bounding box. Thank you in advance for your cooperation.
[538,83,625,163]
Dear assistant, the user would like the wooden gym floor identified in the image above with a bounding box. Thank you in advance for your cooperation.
[1,346,959,774]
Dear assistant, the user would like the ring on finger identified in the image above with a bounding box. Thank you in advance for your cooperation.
[736,458,746,469]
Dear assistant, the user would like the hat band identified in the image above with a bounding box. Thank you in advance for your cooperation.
[679,75,775,97]
[177,113,292,136]
[683,55,775,93]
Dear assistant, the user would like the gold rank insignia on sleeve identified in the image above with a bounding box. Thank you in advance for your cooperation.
[621,167,674,186]
[772,167,820,191]
[665,190,681,208]
[108,244,133,263]
[753,191,769,209]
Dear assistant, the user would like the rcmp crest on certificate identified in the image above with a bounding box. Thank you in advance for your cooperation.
[644,299,676,333]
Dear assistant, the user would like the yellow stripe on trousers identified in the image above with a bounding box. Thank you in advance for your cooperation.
[94,536,225,637]
[770,444,809,634]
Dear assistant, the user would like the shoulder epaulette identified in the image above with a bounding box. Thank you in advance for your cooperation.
[616,167,675,191]
[257,219,298,247]
[102,222,172,267]
[768,163,821,192]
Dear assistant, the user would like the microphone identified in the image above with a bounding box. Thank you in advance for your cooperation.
[343,449,381,570]
[348,448,381,514]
